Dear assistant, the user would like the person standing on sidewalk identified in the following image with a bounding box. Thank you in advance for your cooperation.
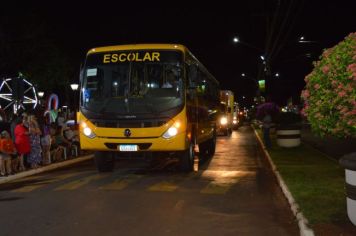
[262,111,272,149]
[14,114,31,171]
[40,118,51,165]
[27,115,42,169]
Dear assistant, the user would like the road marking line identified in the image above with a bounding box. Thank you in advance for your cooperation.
[12,184,46,193]
[11,175,40,183]
[100,174,143,190]
[55,174,106,190]
[12,173,81,193]
[200,182,232,195]
[148,181,179,192]
[173,200,185,211]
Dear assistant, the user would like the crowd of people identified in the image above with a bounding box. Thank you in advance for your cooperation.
[0,111,79,177]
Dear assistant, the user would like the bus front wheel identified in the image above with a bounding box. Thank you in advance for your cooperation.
[94,151,115,172]
[180,141,195,172]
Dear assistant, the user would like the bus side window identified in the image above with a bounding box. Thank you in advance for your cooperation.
[186,63,196,101]
[196,69,206,96]
[187,63,198,88]
[86,68,103,99]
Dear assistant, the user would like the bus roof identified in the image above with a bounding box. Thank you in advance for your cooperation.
[87,44,188,55]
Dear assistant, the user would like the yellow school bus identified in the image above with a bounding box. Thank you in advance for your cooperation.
[78,44,220,172]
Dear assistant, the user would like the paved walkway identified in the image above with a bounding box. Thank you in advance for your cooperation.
[0,155,93,185]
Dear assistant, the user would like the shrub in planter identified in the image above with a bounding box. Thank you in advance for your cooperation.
[301,32,356,225]
[276,112,302,147]
[301,32,356,138]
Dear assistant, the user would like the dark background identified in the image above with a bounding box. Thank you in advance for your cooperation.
[1,0,355,108]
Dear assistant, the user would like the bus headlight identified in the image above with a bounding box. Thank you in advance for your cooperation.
[162,121,180,139]
[233,118,238,124]
[220,117,228,125]
[83,126,96,138]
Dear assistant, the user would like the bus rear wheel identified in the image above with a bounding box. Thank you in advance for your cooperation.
[207,134,216,156]
[199,134,216,159]
[180,141,195,172]
[94,151,115,172]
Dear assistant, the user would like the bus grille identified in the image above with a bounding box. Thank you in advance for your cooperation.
[92,119,167,128]
[105,143,152,150]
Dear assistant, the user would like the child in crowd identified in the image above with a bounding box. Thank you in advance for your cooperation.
[0,131,16,176]
[50,125,70,162]
[63,124,80,157]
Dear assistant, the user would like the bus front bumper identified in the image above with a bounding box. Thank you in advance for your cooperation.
[80,132,187,152]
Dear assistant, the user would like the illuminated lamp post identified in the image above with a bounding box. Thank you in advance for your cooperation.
[37,91,44,98]
[37,91,44,106]
[233,35,315,102]
[233,36,271,97]
[70,83,79,123]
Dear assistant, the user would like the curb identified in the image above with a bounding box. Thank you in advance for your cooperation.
[253,127,315,236]
[0,154,93,185]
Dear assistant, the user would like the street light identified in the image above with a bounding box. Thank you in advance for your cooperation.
[298,35,317,44]
[37,91,44,106]
[70,83,79,123]
[37,91,44,98]
[70,83,79,91]
[232,36,264,52]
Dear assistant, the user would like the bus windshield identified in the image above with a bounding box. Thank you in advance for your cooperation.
[82,50,184,115]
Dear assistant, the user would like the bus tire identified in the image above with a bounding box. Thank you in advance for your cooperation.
[199,141,208,159]
[207,134,216,157]
[199,134,216,159]
[180,141,194,172]
[94,152,115,172]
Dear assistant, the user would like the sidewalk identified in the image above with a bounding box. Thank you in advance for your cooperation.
[0,154,93,185]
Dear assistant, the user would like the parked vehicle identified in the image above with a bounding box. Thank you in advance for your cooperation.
[78,44,220,172]
[217,90,234,136]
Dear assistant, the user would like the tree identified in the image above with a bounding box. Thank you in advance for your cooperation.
[301,32,356,138]
[0,8,75,104]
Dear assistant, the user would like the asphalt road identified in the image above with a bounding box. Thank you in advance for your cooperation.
[0,125,299,236]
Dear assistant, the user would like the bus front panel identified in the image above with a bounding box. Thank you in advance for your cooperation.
[78,107,189,152]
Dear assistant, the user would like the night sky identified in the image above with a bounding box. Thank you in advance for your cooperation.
[2,0,356,106]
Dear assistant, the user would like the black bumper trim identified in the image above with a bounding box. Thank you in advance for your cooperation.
[346,183,356,200]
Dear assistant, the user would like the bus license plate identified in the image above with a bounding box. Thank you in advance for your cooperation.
[119,145,138,152]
